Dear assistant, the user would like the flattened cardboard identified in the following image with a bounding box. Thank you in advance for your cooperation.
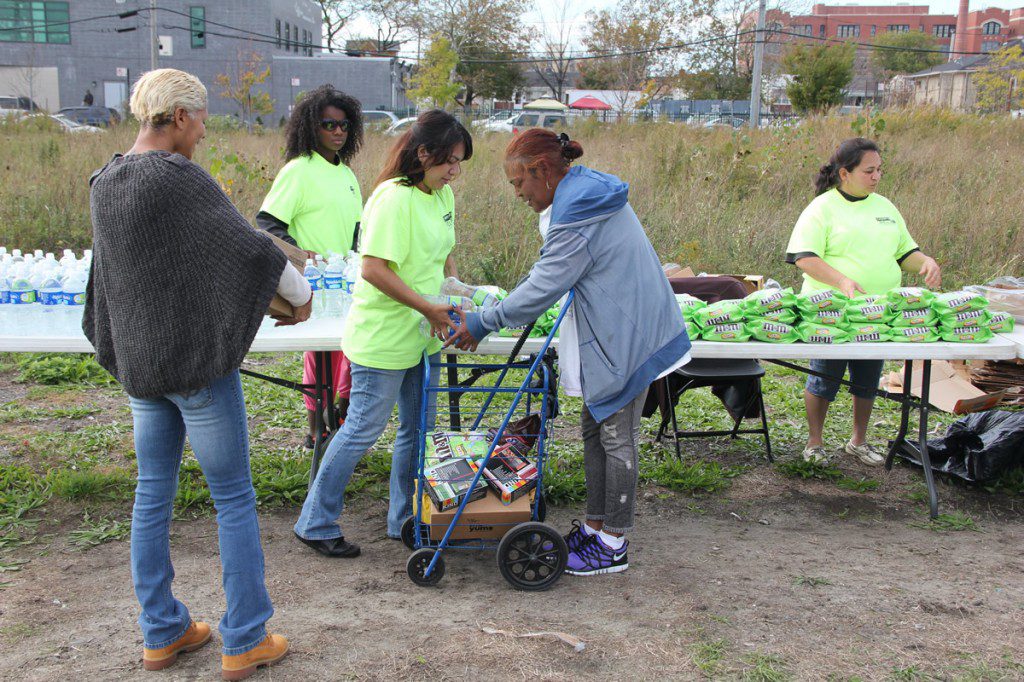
[880,360,1005,414]
[263,231,307,318]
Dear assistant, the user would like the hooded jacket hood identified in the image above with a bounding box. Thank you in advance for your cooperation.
[550,165,629,227]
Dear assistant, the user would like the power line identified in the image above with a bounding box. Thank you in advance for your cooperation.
[773,29,988,56]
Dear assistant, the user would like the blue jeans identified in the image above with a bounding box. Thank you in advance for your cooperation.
[295,353,438,540]
[128,371,273,656]
[805,359,885,402]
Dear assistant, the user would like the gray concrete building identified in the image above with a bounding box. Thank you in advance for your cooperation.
[0,0,412,122]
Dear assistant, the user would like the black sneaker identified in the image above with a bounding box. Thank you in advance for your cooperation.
[565,533,628,576]
[293,532,361,558]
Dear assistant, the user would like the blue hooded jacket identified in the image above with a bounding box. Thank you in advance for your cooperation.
[466,165,690,422]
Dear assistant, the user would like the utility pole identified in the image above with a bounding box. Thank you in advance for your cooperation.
[747,0,767,128]
[149,0,158,71]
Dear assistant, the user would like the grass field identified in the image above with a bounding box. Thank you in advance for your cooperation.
[2,109,1022,290]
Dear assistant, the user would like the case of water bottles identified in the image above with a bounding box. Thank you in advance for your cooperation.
[302,250,361,320]
[0,247,91,336]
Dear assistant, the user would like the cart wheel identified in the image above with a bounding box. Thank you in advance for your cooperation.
[400,515,419,550]
[407,549,445,587]
[496,522,567,591]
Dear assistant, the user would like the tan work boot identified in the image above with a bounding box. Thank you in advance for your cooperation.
[221,633,289,680]
[142,620,212,671]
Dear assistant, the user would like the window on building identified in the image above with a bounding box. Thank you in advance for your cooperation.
[838,24,860,38]
[819,24,825,37]
[887,25,910,33]
[189,6,205,49]
[0,1,70,44]
[275,19,281,47]
[981,40,1001,52]
[870,25,876,36]
[284,22,290,50]
[933,25,955,38]
[292,25,298,52]
[982,21,1001,36]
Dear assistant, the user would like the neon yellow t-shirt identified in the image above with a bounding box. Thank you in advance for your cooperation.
[342,178,456,369]
[786,189,918,295]
[259,152,362,255]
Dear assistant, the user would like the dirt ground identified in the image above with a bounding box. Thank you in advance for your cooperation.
[2,473,1022,681]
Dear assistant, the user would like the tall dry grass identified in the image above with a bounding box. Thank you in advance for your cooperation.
[1,109,1021,290]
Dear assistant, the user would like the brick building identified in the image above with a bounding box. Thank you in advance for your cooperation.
[756,2,1023,106]
[0,1,412,122]
[767,3,1022,55]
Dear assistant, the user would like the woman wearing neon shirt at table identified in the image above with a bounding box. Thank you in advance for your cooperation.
[257,85,364,449]
[785,137,941,466]
[293,110,471,557]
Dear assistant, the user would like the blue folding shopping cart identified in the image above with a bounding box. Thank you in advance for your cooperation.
[402,292,573,590]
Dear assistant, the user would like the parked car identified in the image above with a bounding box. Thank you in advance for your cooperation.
[49,113,104,133]
[482,111,570,134]
[702,116,747,129]
[477,113,518,133]
[57,106,122,127]
[0,95,41,112]
[385,116,417,136]
[363,110,400,129]
[1,95,42,119]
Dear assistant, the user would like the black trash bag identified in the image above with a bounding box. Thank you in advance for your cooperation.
[902,410,1024,482]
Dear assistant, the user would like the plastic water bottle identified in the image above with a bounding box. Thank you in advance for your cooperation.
[61,268,87,329]
[37,273,63,334]
[322,256,348,318]
[419,294,474,339]
[0,259,11,330]
[8,263,37,328]
[440,277,500,309]
[303,258,324,318]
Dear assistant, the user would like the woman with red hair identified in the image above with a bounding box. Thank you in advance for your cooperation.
[449,129,691,576]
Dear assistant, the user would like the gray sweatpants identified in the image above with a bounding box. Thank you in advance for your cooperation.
[581,388,648,534]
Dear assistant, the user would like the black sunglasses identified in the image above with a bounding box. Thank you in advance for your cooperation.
[319,118,350,132]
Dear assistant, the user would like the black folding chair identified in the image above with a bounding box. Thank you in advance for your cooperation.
[655,358,772,461]
[650,276,773,462]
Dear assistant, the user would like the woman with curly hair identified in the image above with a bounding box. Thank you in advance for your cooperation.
[257,85,365,447]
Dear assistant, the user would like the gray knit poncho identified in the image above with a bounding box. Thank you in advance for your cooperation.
[83,151,287,398]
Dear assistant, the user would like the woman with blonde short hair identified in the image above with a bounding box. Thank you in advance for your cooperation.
[84,68,300,680]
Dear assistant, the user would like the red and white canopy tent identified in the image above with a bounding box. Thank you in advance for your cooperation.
[569,95,612,111]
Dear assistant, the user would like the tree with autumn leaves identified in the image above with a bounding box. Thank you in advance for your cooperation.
[215,50,274,129]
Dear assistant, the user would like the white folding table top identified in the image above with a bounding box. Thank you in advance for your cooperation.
[0,318,1018,361]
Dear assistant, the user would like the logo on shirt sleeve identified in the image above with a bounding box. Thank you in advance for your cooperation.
[875,216,896,224]
[443,211,453,223]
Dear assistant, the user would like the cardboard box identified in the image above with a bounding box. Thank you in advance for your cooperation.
[709,274,765,294]
[663,263,695,278]
[264,232,307,318]
[421,489,534,541]
[880,360,1006,414]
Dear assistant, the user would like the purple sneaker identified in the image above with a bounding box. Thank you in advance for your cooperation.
[563,519,591,553]
[565,533,628,576]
